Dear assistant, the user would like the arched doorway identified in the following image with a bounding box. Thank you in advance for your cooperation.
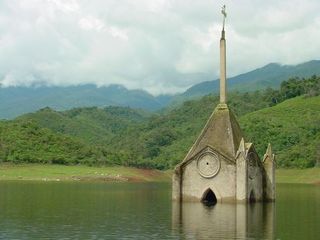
[201,188,217,206]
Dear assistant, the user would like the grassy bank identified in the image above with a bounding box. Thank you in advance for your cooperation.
[0,164,319,184]
[276,168,320,184]
[0,164,171,182]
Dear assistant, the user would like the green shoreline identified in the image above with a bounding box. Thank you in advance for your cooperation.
[0,164,319,184]
[0,164,171,183]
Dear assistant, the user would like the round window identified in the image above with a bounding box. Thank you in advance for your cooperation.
[197,152,220,178]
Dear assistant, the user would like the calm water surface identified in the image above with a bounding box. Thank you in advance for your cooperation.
[0,181,319,239]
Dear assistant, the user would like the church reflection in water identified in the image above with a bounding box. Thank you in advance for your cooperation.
[172,202,275,239]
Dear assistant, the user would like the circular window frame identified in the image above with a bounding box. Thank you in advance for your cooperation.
[196,151,221,178]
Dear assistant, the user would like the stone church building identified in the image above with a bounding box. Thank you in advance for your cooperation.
[172,10,275,204]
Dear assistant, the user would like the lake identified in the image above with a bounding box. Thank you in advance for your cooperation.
[0,181,319,239]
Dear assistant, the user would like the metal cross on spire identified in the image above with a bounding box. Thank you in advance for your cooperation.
[221,5,227,30]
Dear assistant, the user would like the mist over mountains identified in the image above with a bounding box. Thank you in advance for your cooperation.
[0,60,319,119]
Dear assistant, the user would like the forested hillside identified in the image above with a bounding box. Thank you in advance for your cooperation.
[0,76,319,169]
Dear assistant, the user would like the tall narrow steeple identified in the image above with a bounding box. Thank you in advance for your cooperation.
[220,5,227,104]
[172,5,275,204]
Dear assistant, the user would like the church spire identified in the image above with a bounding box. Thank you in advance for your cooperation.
[220,5,227,104]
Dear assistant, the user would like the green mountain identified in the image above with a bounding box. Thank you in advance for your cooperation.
[174,60,320,101]
[0,76,319,169]
[0,84,173,119]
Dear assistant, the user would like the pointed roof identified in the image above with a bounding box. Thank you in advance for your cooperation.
[266,143,273,156]
[182,103,243,163]
[263,143,275,163]
[235,138,246,158]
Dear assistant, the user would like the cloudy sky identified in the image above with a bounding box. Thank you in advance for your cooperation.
[0,0,319,95]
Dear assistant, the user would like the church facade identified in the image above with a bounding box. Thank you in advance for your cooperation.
[172,9,275,204]
[172,103,275,203]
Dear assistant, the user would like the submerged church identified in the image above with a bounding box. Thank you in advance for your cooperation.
[172,7,275,204]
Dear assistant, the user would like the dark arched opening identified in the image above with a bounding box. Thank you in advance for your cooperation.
[201,189,217,206]
[249,190,255,203]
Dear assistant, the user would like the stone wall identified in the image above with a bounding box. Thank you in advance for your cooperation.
[181,153,236,202]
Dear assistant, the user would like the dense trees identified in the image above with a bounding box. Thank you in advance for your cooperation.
[0,120,105,165]
[268,75,320,104]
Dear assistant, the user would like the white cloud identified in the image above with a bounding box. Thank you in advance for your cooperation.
[146,0,172,13]
[79,16,105,31]
[0,0,319,94]
[48,0,80,13]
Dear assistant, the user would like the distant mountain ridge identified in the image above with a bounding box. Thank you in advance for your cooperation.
[0,84,172,119]
[179,60,320,99]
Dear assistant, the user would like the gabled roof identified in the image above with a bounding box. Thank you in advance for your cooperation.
[182,103,243,163]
